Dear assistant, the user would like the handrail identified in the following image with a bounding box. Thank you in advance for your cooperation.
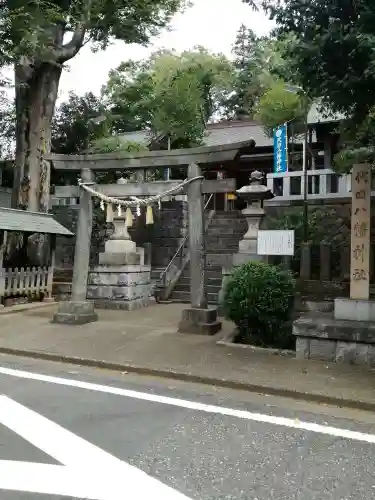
[158,193,214,286]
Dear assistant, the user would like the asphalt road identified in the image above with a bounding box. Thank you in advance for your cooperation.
[0,354,375,500]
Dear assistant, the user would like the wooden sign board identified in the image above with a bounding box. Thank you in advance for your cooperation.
[350,164,371,300]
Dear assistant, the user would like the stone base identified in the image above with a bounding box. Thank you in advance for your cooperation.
[98,252,140,266]
[52,300,98,325]
[334,298,375,322]
[87,264,152,311]
[43,297,55,303]
[178,307,222,335]
[298,300,334,313]
[293,315,375,366]
[93,297,153,311]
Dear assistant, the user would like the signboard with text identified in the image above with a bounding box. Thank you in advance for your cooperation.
[350,164,371,300]
[273,124,288,174]
[257,230,295,256]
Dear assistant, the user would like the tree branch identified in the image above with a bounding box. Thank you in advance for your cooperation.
[56,24,86,62]
[55,0,92,63]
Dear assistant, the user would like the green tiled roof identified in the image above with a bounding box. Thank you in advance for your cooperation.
[0,207,73,235]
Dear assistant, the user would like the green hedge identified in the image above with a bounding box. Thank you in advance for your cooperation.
[222,261,295,348]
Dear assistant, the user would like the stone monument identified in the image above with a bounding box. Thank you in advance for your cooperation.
[87,214,152,310]
[233,170,274,266]
[293,164,375,365]
[335,163,372,318]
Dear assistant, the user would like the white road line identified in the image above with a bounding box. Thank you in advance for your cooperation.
[0,366,374,444]
[0,396,192,499]
[0,395,123,469]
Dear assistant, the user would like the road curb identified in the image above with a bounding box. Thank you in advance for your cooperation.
[1,346,375,413]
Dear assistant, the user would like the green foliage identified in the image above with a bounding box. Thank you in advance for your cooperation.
[223,261,295,348]
[262,0,375,171]
[102,60,154,134]
[151,64,207,148]
[102,47,234,148]
[262,0,373,116]
[88,138,162,183]
[51,92,109,154]
[267,207,349,249]
[224,25,297,119]
[224,25,264,119]
[333,111,375,173]
[91,137,147,154]
[1,0,187,65]
[255,81,307,137]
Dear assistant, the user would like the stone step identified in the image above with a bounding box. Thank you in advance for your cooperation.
[208,231,245,237]
[210,221,245,226]
[178,277,223,287]
[212,211,242,217]
[181,267,222,276]
[207,232,244,238]
[210,220,245,226]
[174,282,222,293]
[206,240,239,248]
[209,218,246,225]
[207,227,246,235]
[206,248,239,254]
[152,237,187,247]
[169,290,219,303]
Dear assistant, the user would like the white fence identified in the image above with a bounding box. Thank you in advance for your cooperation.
[266,169,365,202]
[0,266,53,298]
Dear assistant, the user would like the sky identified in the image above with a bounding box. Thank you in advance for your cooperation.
[58,0,275,101]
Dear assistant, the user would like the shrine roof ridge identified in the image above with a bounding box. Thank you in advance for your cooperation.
[46,140,255,171]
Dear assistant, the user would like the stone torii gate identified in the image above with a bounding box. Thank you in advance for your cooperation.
[47,141,253,333]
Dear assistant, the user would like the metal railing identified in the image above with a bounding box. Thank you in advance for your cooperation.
[158,194,214,289]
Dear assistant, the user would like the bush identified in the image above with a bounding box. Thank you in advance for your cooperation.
[222,261,295,349]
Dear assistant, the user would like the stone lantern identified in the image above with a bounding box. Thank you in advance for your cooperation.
[233,170,274,266]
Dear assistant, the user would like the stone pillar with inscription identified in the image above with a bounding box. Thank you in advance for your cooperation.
[293,164,375,366]
[349,165,371,299]
[334,164,374,320]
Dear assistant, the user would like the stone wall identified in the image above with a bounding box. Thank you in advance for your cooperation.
[52,199,187,270]
[52,206,79,269]
[294,315,375,366]
[150,200,188,267]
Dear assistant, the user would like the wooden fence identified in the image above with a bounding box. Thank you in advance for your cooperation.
[0,266,53,299]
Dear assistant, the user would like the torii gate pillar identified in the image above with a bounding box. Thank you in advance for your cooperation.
[52,168,98,324]
[178,163,222,335]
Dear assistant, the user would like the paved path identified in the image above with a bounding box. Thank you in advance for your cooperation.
[1,355,375,499]
[0,303,374,410]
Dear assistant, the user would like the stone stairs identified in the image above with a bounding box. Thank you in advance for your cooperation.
[169,266,223,304]
[169,211,246,304]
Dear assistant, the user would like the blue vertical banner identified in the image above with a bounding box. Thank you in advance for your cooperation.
[273,124,288,173]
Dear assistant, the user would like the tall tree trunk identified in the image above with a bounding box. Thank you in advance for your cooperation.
[13,61,62,212]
